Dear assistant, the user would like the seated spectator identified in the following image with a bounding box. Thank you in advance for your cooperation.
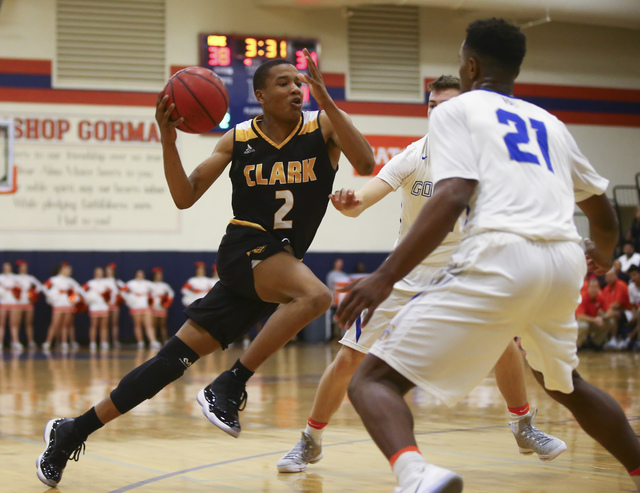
[576,278,613,349]
[617,241,640,273]
[625,265,640,350]
[626,205,640,252]
[602,268,633,350]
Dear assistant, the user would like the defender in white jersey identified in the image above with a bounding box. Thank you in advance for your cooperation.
[278,77,564,474]
[339,19,640,493]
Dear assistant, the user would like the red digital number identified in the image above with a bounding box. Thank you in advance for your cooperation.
[295,50,318,70]
[209,46,231,67]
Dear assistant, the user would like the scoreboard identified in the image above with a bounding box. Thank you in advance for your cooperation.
[199,34,320,132]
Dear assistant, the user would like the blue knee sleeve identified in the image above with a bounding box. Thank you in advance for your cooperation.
[110,336,199,414]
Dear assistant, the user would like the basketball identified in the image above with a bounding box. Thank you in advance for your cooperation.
[161,66,229,134]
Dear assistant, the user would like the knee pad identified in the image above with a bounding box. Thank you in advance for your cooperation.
[111,336,200,414]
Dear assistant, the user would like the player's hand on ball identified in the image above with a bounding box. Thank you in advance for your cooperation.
[330,188,362,211]
[155,92,184,145]
[336,272,394,329]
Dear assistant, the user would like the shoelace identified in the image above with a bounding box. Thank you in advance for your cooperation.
[283,436,314,461]
[217,387,248,413]
[68,442,86,462]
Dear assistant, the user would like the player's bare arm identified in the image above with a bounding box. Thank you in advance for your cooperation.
[577,193,619,273]
[337,177,477,328]
[298,49,375,175]
[156,93,233,209]
[330,179,394,218]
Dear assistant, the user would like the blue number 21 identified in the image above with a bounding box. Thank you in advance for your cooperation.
[496,109,553,173]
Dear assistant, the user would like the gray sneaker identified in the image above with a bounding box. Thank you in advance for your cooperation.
[277,431,323,473]
[510,409,567,461]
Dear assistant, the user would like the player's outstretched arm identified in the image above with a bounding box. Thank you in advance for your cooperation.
[298,49,375,176]
[336,177,476,328]
[577,193,619,272]
[156,93,233,209]
[330,178,393,218]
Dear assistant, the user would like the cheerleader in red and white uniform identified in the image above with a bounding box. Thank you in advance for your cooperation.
[122,269,160,349]
[181,262,217,307]
[83,266,111,352]
[104,263,125,348]
[42,263,84,352]
[13,260,43,350]
[0,261,20,350]
[149,267,174,344]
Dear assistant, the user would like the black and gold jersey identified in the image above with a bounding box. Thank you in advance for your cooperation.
[228,111,336,259]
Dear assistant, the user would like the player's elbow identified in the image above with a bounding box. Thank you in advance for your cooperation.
[356,157,376,176]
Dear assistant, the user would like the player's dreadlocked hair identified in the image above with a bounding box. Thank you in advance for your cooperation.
[464,18,526,73]
[253,59,295,92]
[427,75,460,92]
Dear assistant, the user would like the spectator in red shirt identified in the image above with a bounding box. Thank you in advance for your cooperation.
[602,268,632,350]
[623,265,640,350]
[576,278,613,349]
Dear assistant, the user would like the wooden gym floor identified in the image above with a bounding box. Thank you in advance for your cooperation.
[0,343,638,492]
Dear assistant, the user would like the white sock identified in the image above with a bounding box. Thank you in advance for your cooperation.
[304,423,324,442]
[392,451,427,490]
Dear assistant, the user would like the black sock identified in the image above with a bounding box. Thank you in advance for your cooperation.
[225,359,254,386]
[73,407,104,438]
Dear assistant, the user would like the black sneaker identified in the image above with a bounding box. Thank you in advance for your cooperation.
[196,380,247,438]
[36,418,86,487]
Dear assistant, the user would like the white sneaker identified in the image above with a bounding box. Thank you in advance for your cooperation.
[617,337,631,350]
[41,341,51,352]
[100,342,110,351]
[397,464,463,493]
[71,341,79,349]
[89,342,97,352]
[137,341,145,350]
[277,431,323,473]
[150,340,162,349]
[603,338,619,350]
[510,409,567,460]
[28,341,37,349]
[11,342,24,352]
[60,342,69,353]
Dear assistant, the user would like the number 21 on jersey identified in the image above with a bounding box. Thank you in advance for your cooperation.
[497,109,553,173]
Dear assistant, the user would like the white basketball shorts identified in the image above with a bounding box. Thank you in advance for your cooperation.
[340,264,445,353]
[369,232,586,407]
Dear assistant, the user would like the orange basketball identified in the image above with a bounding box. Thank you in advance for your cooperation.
[162,67,229,134]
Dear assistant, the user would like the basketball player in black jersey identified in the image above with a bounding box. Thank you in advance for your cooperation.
[36,49,375,487]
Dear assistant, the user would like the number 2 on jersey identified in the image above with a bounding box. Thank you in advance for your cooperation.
[274,190,294,229]
[497,109,553,172]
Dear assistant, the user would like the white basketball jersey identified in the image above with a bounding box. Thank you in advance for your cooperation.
[429,89,608,242]
[377,135,464,267]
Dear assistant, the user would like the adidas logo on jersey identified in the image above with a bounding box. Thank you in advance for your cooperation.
[244,144,255,155]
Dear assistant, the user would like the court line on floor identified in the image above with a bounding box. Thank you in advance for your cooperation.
[107,416,639,492]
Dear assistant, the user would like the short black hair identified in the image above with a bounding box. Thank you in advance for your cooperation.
[628,265,640,274]
[253,59,295,92]
[465,18,526,73]
[427,75,460,92]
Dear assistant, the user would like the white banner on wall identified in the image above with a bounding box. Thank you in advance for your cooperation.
[0,111,179,233]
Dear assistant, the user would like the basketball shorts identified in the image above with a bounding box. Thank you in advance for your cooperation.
[340,264,445,353]
[184,223,283,349]
[369,232,586,407]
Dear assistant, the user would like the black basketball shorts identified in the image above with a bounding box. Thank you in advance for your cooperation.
[183,222,288,349]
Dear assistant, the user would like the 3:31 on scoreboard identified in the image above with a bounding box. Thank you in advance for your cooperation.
[199,34,320,132]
